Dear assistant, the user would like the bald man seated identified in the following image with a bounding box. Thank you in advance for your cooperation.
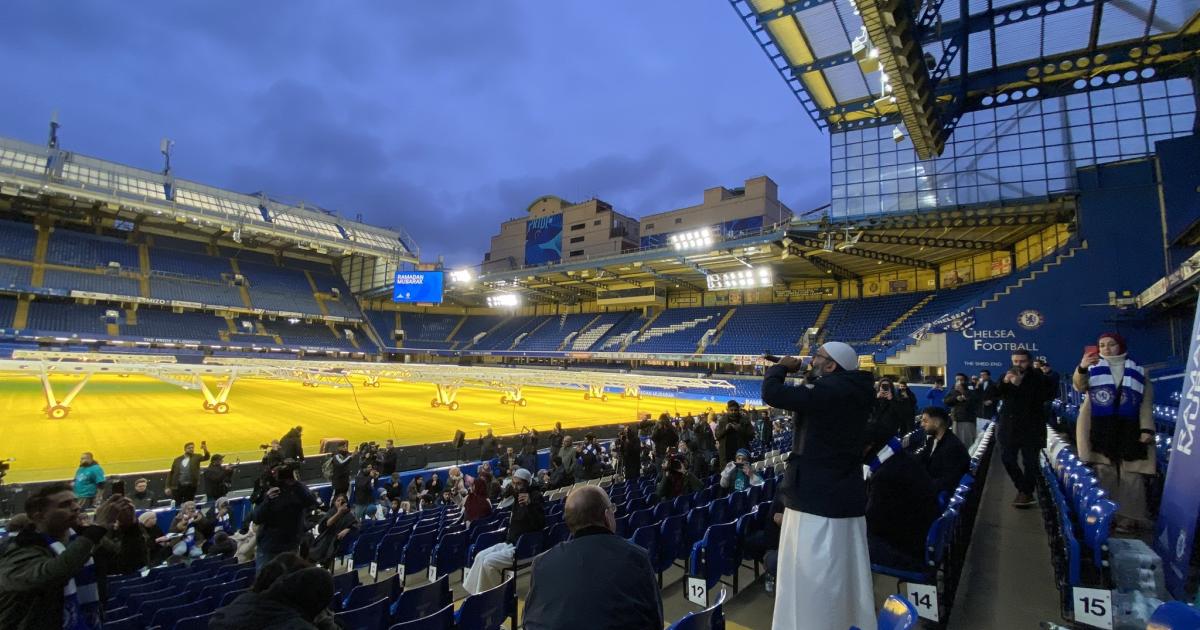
[522,486,663,630]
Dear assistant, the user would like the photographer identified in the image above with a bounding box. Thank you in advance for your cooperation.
[379,439,397,476]
[719,448,763,494]
[657,454,702,500]
[872,379,912,437]
[251,463,317,571]
[352,465,380,520]
[203,454,235,503]
[943,373,978,448]
[261,440,284,471]
[166,441,210,505]
[325,445,354,497]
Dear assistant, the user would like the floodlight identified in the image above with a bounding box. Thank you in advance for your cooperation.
[486,293,520,308]
[449,269,473,283]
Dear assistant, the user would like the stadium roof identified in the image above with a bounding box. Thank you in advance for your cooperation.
[446,196,1073,305]
[729,0,1200,158]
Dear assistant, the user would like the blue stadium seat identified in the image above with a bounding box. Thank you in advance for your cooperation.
[335,598,390,630]
[352,528,388,571]
[388,603,453,630]
[430,530,468,583]
[172,611,215,630]
[1147,601,1200,629]
[454,576,517,630]
[389,575,451,625]
[149,596,213,630]
[667,588,726,630]
[399,531,437,579]
[508,531,544,578]
[370,531,410,581]
[468,528,507,564]
[688,522,740,596]
[655,514,687,586]
[875,594,919,630]
[101,614,144,630]
[342,574,400,611]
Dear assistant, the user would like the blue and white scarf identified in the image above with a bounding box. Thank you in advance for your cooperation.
[46,531,100,630]
[1088,358,1145,418]
[865,437,903,479]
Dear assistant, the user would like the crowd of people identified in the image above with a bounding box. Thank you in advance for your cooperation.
[0,329,1158,629]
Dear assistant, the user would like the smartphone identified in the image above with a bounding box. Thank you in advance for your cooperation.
[111,479,126,496]
[1084,345,1098,356]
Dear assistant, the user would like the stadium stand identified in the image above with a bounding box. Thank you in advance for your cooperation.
[0,218,38,261]
[469,315,551,351]
[513,312,597,351]
[626,306,728,353]
[569,311,635,351]
[0,295,16,328]
[269,320,358,350]
[148,276,244,307]
[25,300,112,335]
[147,247,230,281]
[124,308,226,342]
[820,292,928,352]
[42,268,140,296]
[398,313,461,349]
[448,314,505,347]
[708,302,825,355]
[46,229,139,269]
[0,263,33,290]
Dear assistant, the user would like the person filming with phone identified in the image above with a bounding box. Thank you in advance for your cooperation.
[1074,333,1155,533]
[761,342,876,630]
[166,441,210,505]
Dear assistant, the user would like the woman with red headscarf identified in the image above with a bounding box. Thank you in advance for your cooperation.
[463,477,493,523]
[1074,331,1155,533]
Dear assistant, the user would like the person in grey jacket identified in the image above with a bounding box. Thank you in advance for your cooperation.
[523,486,662,630]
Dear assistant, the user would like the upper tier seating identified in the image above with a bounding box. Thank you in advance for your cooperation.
[149,277,244,307]
[125,309,226,342]
[0,263,33,290]
[451,315,506,346]
[570,311,636,351]
[26,300,111,335]
[399,313,461,346]
[367,311,398,346]
[471,316,551,351]
[269,320,358,350]
[515,313,598,351]
[626,307,728,354]
[0,219,37,261]
[148,248,231,281]
[710,302,825,355]
[240,262,321,314]
[43,269,140,296]
[46,230,139,269]
[594,312,648,351]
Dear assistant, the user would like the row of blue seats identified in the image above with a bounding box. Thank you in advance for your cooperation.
[1040,432,1118,619]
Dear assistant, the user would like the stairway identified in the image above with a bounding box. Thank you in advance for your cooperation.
[445,316,468,342]
[228,259,254,309]
[697,308,738,353]
[619,310,663,351]
[980,241,1088,308]
[871,294,936,343]
[137,245,151,298]
[30,223,50,288]
[511,317,552,350]
[805,302,836,354]
[560,314,602,351]
[13,297,30,329]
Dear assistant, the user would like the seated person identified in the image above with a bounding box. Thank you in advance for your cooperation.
[863,421,940,571]
[209,552,336,629]
[742,496,784,591]
[917,406,971,500]
[719,448,764,493]
[309,494,358,569]
[128,478,157,509]
[462,468,544,594]
[524,486,662,629]
[656,455,702,500]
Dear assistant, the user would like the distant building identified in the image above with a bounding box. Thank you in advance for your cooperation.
[482,196,640,272]
[638,176,792,248]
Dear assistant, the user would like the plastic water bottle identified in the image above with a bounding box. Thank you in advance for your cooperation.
[765,575,775,594]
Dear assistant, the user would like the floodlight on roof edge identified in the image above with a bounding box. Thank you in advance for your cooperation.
[670,227,718,251]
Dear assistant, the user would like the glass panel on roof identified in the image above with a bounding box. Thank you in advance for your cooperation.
[994,21,1044,65]
[1041,8,1093,56]
[967,31,992,73]
[824,62,872,101]
[798,2,852,58]
[1151,0,1192,32]
[1097,2,1151,45]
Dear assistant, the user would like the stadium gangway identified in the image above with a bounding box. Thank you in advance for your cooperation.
[201,357,735,411]
[0,354,733,418]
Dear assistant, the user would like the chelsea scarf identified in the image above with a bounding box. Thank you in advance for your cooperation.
[865,437,903,479]
[46,531,100,630]
[1087,358,1147,462]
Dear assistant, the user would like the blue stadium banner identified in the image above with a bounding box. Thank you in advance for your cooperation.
[392,270,444,304]
[525,214,563,265]
[1155,292,1200,599]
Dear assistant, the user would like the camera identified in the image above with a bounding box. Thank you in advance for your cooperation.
[259,444,271,451]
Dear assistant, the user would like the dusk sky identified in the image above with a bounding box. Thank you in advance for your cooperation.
[2,2,829,267]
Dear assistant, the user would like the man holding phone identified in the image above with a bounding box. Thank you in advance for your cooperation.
[995,350,1056,507]
[720,448,762,493]
[761,342,876,630]
[165,441,210,505]
[463,468,544,594]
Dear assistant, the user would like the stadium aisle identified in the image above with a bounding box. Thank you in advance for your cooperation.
[948,465,1061,628]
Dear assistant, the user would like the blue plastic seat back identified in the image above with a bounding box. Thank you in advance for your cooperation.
[343,574,399,610]
[102,614,144,630]
[455,576,515,630]
[653,501,671,522]
[707,498,730,525]
[150,596,213,630]
[333,569,361,594]
[727,491,746,518]
[432,530,469,575]
[469,528,508,564]
[172,611,215,630]
[513,531,544,562]
[400,531,437,575]
[629,506,656,531]
[389,603,454,630]
[629,524,659,561]
[877,594,919,630]
[666,588,727,630]
[335,598,390,630]
[683,507,711,557]
[615,514,631,538]
[545,522,570,548]
[691,522,737,589]
[656,515,687,573]
[390,575,451,625]
[1147,601,1200,629]
[1083,499,1116,567]
[373,531,411,574]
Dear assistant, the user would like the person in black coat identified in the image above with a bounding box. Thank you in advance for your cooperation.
[761,342,877,629]
[166,441,211,504]
[995,350,1057,507]
[352,466,380,520]
[209,554,337,630]
[871,379,913,437]
[202,455,234,502]
[523,486,662,630]
[651,414,678,461]
[251,464,318,571]
[279,427,305,462]
[379,439,398,476]
[918,407,971,500]
[863,421,940,571]
[973,369,1000,424]
[942,373,978,448]
[327,446,354,498]
[715,401,751,468]
[618,427,641,481]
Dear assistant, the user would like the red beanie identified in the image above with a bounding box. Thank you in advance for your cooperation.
[1098,331,1126,353]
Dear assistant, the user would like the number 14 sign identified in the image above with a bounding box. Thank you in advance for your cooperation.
[899,583,938,622]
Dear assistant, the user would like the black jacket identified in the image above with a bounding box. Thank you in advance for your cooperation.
[166,451,210,489]
[973,379,999,419]
[353,473,377,506]
[505,487,545,544]
[208,567,336,630]
[252,482,318,554]
[652,424,678,459]
[0,525,108,630]
[715,411,750,467]
[203,464,233,500]
[943,387,975,427]
[995,368,1056,448]
[762,365,874,518]
[866,451,940,566]
[280,429,304,462]
[523,527,662,630]
[872,397,913,437]
[919,431,971,498]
